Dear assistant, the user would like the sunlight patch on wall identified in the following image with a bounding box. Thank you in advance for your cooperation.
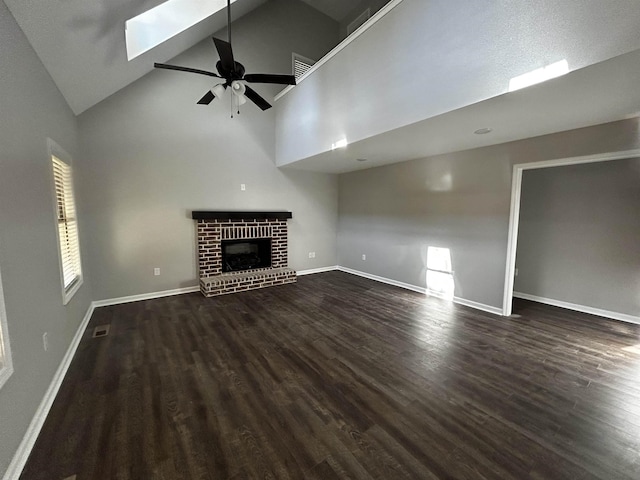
[331,138,348,150]
[426,246,454,300]
[508,59,569,92]
[125,0,238,61]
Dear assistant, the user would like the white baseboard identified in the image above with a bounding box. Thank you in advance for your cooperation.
[93,286,200,308]
[2,303,95,480]
[337,266,501,315]
[296,266,338,276]
[427,289,503,316]
[337,266,427,294]
[513,292,640,324]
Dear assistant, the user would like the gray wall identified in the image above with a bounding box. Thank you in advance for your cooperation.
[514,158,640,317]
[276,0,640,167]
[339,0,390,40]
[0,3,94,477]
[78,0,339,301]
[338,118,640,310]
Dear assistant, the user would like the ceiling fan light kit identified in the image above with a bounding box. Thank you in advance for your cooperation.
[153,0,296,116]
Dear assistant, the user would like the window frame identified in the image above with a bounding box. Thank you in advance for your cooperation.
[48,139,84,305]
[0,260,14,390]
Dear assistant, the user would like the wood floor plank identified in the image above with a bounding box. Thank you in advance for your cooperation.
[19,271,640,479]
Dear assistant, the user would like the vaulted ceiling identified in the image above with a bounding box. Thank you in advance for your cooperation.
[4,0,272,114]
[5,0,640,175]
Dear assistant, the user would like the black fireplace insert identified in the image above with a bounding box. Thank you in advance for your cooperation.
[221,238,272,272]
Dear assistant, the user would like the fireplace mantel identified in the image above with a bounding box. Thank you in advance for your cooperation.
[191,211,292,220]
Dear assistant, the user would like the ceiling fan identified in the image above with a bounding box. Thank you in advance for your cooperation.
[154,0,296,113]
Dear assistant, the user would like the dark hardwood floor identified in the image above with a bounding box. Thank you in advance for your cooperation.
[21,271,640,479]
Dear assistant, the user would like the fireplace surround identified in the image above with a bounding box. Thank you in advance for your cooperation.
[192,211,296,296]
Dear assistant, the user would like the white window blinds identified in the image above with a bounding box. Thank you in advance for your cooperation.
[52,155,82,296]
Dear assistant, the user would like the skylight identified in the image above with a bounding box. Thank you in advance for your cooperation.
[125,0,238,61]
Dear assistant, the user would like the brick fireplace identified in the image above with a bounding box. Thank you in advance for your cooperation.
[192,211,296,296]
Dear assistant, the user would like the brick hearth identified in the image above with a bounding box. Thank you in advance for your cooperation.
[193,212,296,297]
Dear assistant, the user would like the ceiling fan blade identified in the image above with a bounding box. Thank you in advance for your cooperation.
[244,73,297,85]
[213,37,235,73]
[197,90,215,105]
[154,63,221,78]
[244,86,272,111]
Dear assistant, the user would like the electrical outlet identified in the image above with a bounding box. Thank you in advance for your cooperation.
[515,268,519,277]
[42,332,48,352]
[154,267,160,276]
[362,254,366,261]
[240,184,246,191]
[308,252,315,258]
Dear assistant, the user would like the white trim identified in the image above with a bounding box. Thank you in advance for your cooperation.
[296,266,338,276]
[502,148,640,316]
[274,0,405,101]
[2,303,95,480]
[426,289,502,315]
[338,266,426,294]
[93,286,200,308]
[514,292,640,325]
[338,266,501,315]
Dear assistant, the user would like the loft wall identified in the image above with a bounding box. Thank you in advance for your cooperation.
[78,0,340,300]
[337,119,640,311]
[276,0,640,167]
[0,3,94,477]
[514,158,640,318]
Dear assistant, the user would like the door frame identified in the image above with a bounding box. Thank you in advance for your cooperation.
[501,148,640,316]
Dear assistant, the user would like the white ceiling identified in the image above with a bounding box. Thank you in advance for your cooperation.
[281,47,640,173]
[3,0,267,115]
[3,0,356,115]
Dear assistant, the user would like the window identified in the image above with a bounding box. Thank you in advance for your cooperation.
[49,139,83,304]
[125,0,239,60]
[292,53,316,80]
[0,265,14,390]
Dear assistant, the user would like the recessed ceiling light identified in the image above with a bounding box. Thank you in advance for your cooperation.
[474,127,493,135]
[356,158,368,162]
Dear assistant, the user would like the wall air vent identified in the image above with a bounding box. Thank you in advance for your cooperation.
[292,53,316,80]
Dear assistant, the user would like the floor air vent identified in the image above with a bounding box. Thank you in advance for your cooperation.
[92,325,110,338]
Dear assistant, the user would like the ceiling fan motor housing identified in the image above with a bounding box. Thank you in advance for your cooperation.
[216,60,245,83]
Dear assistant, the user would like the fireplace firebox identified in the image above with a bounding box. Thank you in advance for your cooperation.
[222,238,272,272]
